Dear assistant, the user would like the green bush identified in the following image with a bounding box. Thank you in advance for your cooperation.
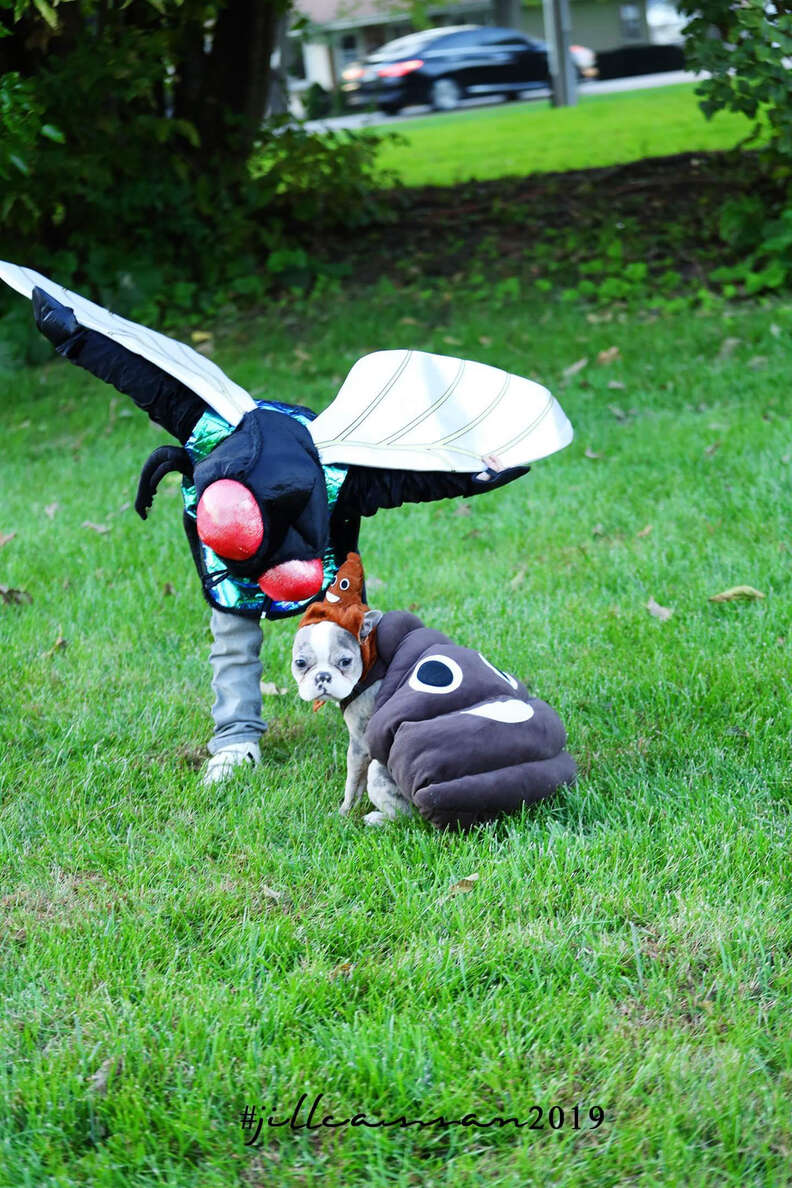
[681,0,792,295]
[0,2,392,330]
[680,0,792,167]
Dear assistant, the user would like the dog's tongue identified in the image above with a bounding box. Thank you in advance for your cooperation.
[257,558,324,602]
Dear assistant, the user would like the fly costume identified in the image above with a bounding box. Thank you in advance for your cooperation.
[0,261,574,772]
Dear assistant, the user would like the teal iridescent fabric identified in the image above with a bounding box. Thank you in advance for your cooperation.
[182,401,348,618]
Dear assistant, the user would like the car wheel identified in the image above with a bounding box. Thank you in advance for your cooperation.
[430,77,461,111]
[380,103,401,116]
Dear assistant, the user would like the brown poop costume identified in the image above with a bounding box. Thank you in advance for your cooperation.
[300,554,577,829]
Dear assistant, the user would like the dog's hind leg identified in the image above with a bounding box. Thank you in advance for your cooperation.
[364,760,412,826]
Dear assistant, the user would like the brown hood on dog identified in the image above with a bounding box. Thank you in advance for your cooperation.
[299,553,378,699]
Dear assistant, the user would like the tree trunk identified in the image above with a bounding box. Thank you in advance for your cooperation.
[493,0,521,29]
[197,0,283,161]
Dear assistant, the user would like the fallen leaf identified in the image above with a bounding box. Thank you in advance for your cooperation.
[636,524,652,538]
[0,585,32,605]
[478,336,492,347]
[783,454,791,464]
[446,873,479,898]
[509,566,527,588]
[0,531,16,548]
[162,582,175,596]
[89,1056,123,1097]
[44,502,59,519]
[597,346,621,365]
[105,396,118,435]
[607,404,627,421]
[709,586,765,602]
[453,503,472,517]
[562,357,588,380]
[747,355,768,370]
[718,337,741,360]
[608,379,626,390]
[261,682,288,696]
[191,330,212,344]
[328,961,355,979]
[42,630,68,657]
[118,501,131,513]
[770,323,781,338]
[704,442,721,457]
[366,576,386,592]
[442,336,462,346]
[82,521,110,534]
[259,884,283,901]
[592,524,606,537]
[399,316,418,325]
[584,447,602,460]
[646,597,673,622]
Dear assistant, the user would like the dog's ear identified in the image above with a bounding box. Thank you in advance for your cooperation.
[359,609,382,641]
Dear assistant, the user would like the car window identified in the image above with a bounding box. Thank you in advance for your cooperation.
[479,28,543,48]
[447,30,489,49]
[368,30,448,61]
[473,27,515,45]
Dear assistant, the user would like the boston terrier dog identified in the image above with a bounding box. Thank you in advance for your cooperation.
[291,554,577,830]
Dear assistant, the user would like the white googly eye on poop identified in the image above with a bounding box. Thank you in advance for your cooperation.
[408,654,464,694]
[478,652,518,689]
[462,699,534,723]
[339,578,350,591]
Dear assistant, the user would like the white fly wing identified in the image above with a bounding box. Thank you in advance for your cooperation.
[0,261,257,427]
[309,350,574,472]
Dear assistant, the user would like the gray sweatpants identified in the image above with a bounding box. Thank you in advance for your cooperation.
[207,608,269,754]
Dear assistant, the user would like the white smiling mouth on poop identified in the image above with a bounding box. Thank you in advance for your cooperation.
[326,590,340,603]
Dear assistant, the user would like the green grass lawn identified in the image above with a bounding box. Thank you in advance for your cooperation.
[375,83,758,186]
[1,285,791,1186]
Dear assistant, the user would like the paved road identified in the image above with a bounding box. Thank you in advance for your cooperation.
[304,70,703,133]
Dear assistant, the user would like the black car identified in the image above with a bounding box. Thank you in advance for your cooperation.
[341,25,552,114]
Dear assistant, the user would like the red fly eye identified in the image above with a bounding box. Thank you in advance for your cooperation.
[258,559,324,601]
[196,479,264,560]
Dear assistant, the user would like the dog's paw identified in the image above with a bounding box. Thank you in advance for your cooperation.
[363,810,391,827]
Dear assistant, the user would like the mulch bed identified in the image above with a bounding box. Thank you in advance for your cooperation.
[315,150,775,286]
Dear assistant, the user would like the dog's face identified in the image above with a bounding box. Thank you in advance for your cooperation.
[291,620,366,703]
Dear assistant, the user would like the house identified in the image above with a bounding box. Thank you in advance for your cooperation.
[289,0,673,92]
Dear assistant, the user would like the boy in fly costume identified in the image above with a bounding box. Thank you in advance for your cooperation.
[0,262,574,782]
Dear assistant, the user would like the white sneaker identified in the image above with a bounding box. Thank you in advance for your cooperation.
[202,741,261,785]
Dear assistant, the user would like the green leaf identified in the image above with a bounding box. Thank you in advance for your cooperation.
[32,0,58,28]
[40,123,65,143]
